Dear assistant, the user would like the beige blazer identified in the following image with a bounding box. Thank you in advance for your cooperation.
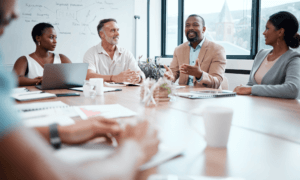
[170,39,226,89]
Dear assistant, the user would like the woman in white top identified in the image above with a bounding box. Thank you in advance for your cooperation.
[13,23,71,86]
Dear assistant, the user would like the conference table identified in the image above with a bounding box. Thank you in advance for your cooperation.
[17,85,300,180]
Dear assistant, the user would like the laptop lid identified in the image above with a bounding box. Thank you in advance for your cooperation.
[37,63,88,90]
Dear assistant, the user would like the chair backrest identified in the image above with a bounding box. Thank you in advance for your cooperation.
[221,76,229,90]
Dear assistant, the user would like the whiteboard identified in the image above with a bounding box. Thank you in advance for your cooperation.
[0,0,135,65]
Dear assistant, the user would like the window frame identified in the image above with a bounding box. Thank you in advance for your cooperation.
[161,0,260,60]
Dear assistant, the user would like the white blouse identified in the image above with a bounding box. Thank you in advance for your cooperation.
[25,53,61,79]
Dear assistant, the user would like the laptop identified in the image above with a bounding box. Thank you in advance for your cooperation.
[36,63,88,90]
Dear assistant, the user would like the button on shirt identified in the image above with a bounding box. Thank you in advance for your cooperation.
[0,56,21,137]
[83,43,141,75]
[187,37,205,86]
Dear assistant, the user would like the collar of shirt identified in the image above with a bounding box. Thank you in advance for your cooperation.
[188,36,206,51]
[96,43,124,58]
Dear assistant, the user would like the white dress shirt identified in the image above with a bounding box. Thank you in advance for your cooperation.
[83,43,141,75]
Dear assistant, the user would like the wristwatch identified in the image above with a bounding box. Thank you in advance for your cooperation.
[49,123,61,149]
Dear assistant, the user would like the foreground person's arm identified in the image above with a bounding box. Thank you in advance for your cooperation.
[0,121,159,180]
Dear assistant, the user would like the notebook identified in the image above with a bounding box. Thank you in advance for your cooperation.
[12,92,57,101]
[23,115,75,127]
[15,101,69,112]
[177,90,236,99]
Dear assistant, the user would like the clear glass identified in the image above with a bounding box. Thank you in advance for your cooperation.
[166,0,179,55]
[259,0,300,51]
[184,0,252,55]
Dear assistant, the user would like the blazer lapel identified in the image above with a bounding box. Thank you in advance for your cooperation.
[251,49,271,84]
[197,39,209,66]
[179,42,190,85]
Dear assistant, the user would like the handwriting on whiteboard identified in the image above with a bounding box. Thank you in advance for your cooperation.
[20,0,119,35]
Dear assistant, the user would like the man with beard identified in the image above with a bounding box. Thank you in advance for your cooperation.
[164,14,226,89]
[84,18,145,83]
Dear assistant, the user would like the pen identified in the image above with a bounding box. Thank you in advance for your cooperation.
[107,133,118,147]
[18,91,44,96]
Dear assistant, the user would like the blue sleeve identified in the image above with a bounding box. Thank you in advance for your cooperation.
[0,64,22,138]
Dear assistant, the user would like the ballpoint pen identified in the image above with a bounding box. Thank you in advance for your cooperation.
[18,91,44,96]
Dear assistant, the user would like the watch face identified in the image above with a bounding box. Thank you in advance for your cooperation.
[50,137,61,149]
[49,123,61,149]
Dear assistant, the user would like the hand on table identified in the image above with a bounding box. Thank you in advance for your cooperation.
[112,69,140,84]
[120,120,160,164]
[233,85,252,95]
[58,117,121,145]
[34,76,43,85]
[163,65,175,81]
[179,60,202,79]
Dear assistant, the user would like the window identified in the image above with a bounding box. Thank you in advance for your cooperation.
[165,0,179,55]
[259,0,300,50]
[162,0,260,59]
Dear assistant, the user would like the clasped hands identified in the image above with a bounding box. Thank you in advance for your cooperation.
[164,59,203,81]
[113,69,141,84]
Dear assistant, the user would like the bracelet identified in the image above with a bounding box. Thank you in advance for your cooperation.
[139,75,143,83]
[110,75,113,82]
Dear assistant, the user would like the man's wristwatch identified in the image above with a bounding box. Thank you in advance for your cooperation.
[49,123,61,149]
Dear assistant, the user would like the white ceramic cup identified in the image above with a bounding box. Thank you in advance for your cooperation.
[190,106,233,148]
[89,78,104,96]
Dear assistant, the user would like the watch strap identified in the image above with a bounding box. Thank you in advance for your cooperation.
[49,123,61,149]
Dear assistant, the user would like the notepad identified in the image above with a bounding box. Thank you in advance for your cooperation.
[15,101,69,112]
[177,90,236,99]
[12,92,56,101]
[23,115,75,127]
[104,82,141,87]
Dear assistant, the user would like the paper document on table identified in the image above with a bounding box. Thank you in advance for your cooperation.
[148,175,245,180]
[74,104,137,120]
[104,82,140,87]
[23,115,75,127]
[55,143,183,171]
[15,101,69,112]
[70,87,122,92]
[140,144,184,171]
[12,92,56,101]
[20,107,78,120]
[12,87,29,94]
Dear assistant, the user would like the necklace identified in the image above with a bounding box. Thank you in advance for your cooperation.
[34,52,47,67]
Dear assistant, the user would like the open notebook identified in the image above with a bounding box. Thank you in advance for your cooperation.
[177,90,236,99]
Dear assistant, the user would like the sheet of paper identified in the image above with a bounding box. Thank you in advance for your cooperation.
[176,86,186,89]
[20,107,79,120]
[70,87,120,92]
[55,142,183,171]
[104,82,126,87]
[140,144,184,171]
[74,104,137,120]
[15,101,69,112]
[12,92,57,101]
[12,87,29,94]
[23,115,75,127]
[148,175,245,180]
[54,143,115,165]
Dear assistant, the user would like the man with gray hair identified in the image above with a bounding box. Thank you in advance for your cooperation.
[84,18,144,83]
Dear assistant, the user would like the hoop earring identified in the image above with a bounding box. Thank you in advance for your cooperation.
[38,42,40,46]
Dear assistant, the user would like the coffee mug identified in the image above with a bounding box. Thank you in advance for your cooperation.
[89,78,104,96]
[190,106,233,148]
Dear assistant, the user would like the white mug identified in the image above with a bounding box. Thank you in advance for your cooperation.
[89,78,104,96]
[190,106,233,148]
